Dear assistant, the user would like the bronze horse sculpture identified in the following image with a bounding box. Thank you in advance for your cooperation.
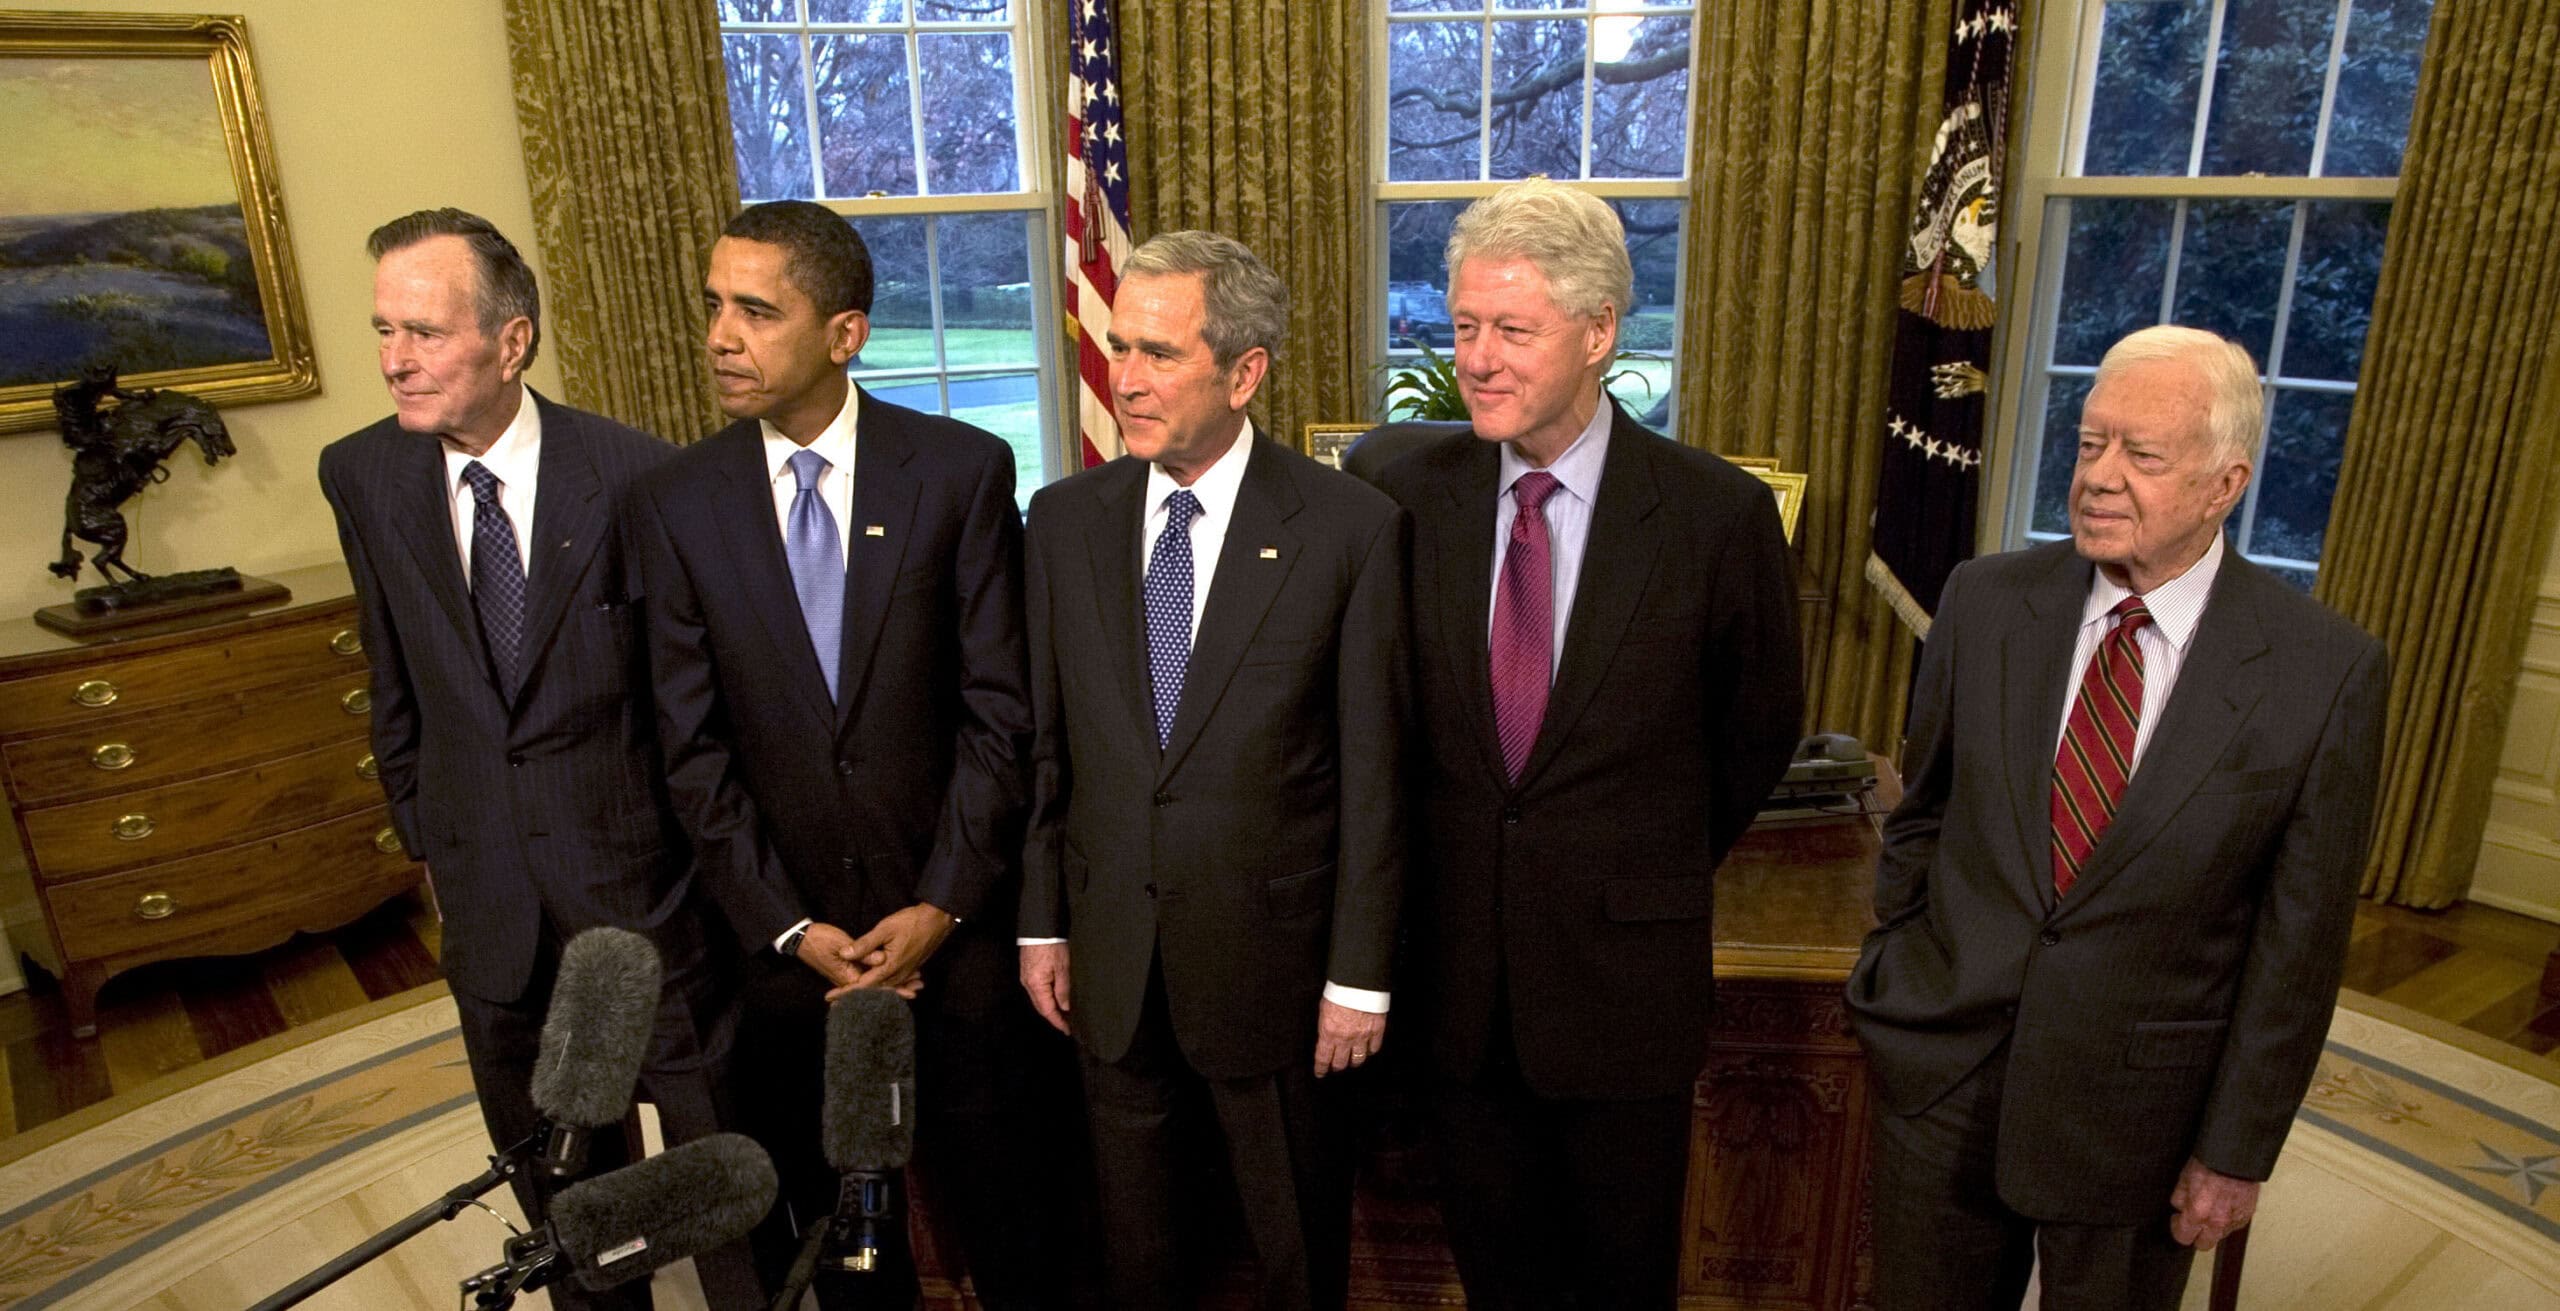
[48,368,235,587]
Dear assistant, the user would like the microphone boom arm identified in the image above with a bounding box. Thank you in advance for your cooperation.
[247,1132,540,1311]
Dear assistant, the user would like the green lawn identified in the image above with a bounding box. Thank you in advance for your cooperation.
[852,326,1038,374]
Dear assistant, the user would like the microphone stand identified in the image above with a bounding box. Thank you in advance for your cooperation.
[766,1170,893,1311]
[248,1131,542,1311]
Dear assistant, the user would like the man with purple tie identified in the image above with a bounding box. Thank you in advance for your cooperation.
[1372,179,1802,1310]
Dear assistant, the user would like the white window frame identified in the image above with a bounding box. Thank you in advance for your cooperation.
[717,0,1075,488]
[1986,0,2406,577]
[1368,2,1703,424]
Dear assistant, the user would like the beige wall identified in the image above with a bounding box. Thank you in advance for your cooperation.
[2475,492,2560,925]
[0,0,563,617]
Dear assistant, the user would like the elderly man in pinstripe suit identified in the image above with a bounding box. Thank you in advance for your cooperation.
[319,209,757,1311]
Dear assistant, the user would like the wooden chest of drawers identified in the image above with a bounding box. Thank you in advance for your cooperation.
[0,564,420,1036]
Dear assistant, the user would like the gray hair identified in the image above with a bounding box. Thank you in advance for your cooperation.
[2094,325,2264,468]
[1123,230,1288,370]
[1444,178,1633,319]
[367,208,542,368]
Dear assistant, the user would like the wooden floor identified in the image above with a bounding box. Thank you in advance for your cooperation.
[1,891,443,1139]
[0,890,2552,1140]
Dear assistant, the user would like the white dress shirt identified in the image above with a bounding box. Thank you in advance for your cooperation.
[2054,532,2225,775]
[765,386,862,955]
[1023,423,1387,1016]
[1488,395,1613,679]
[441,387,539,582]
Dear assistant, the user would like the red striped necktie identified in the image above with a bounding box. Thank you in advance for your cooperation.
[2050,596,2153,897]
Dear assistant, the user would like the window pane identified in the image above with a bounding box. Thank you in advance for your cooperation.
[916,0,1008,20]
[1490,19,1585,179]
[1612,198,1681,432]
[2325,0,2432,176]
[866,377,942,411]
[1384,201,1463,351]
[1589,15,1690,180]
[849,216,934,373]
[719,0,798,21]
[2170,199,2292,366]
[1390,0,1481,11]
[726,33,813,201]
[1387,21,1482,182]
[2031,374,2095,537]
[810,0,903,20]
[949,371,1045,506]
[936,213,1037,369]
[2199,0,2337,176]
[2252,387,2352,566]
[2283,201,2388,382]
[2050,197,2176,368]
[919,34,1018,194]
[2083,0,2210,176]
[814,34,917,197]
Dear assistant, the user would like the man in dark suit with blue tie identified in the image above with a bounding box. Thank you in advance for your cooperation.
[624,200,1058,1309]
[319,209,758,1310]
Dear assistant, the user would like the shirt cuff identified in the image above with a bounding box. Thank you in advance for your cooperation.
[1016,937,1067,946]
[773,917,813,954]
[1323,982,1390,1014]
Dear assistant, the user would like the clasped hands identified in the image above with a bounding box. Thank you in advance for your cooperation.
[1018,942,1387,1077]
[793,903,955,1002]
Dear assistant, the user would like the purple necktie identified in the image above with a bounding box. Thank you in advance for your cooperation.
[1491,471,1561,784]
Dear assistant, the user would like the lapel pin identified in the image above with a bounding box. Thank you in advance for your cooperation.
[1258,547,1279,559]
[865,525,887,537]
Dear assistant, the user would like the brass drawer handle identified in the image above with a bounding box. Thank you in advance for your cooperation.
[72,679,118,709]
[356,753,379,780]
[374,826,403,855]
[134,891,177,921]
[91,742,135,772]
[342,688,372,715]
[112,813,156,842]
[329,628,363,657]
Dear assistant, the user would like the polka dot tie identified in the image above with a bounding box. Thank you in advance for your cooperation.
[1143,489,1202,748]
[1490,471,1561,784]
[459,461,525,691]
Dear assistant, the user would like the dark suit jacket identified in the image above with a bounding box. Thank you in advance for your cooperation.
[1020,434,1409,1080]
[1375,405,1802,1101]
[319,392,699,1005]
[623,387,1030,986]
[1844,540,2389,1223]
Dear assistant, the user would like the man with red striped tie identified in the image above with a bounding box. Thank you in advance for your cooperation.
[1846,324,2391,1311]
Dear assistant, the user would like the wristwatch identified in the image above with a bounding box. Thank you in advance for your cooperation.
[777,922,810,958]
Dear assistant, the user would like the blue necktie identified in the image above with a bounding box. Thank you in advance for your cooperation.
[1143,489,1202,748]
[460,461,526,690]
[784,449,844,701]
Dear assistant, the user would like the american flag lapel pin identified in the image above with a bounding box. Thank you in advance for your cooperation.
[865,525,886,537]
[1258,547,1279,559]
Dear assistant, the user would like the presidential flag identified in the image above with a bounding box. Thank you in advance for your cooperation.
[1867,0,2016,637]
[1065,0,1132,467]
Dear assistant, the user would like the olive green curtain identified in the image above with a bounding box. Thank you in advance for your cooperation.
[1115,0,1369,448]
[1678,0,1962,748]
[2314,1,2560,908]
[502,0,739,443]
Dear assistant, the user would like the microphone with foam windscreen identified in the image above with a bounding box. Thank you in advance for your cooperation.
[460,1132,777,1308]
[770,988,916,1308]
[530,927,662,1178]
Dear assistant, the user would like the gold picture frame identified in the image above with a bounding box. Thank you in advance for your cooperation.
[1302,422,1373,470]
[1751,468,1808,544]
[0,11,316,434]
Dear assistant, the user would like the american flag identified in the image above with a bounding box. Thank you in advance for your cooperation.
[1065,0,1132,467]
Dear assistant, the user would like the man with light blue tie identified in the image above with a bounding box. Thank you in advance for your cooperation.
[1018,231,1410,1311]
[624,200,1062,1309]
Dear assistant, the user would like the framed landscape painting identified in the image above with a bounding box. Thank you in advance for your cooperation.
[0,12,315,434]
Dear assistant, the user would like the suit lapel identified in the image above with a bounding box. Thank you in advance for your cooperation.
[707,425,837,726]
[1083,458,1156,751]
[386,430,484,683]
[1433,439,1509,786]
[835,391,920,734]
[513,396,608,702]
[2000,545,2090,910]
[1515,413,1659,791]
[1158,439,1300,783]
[2053,555,2271,917]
